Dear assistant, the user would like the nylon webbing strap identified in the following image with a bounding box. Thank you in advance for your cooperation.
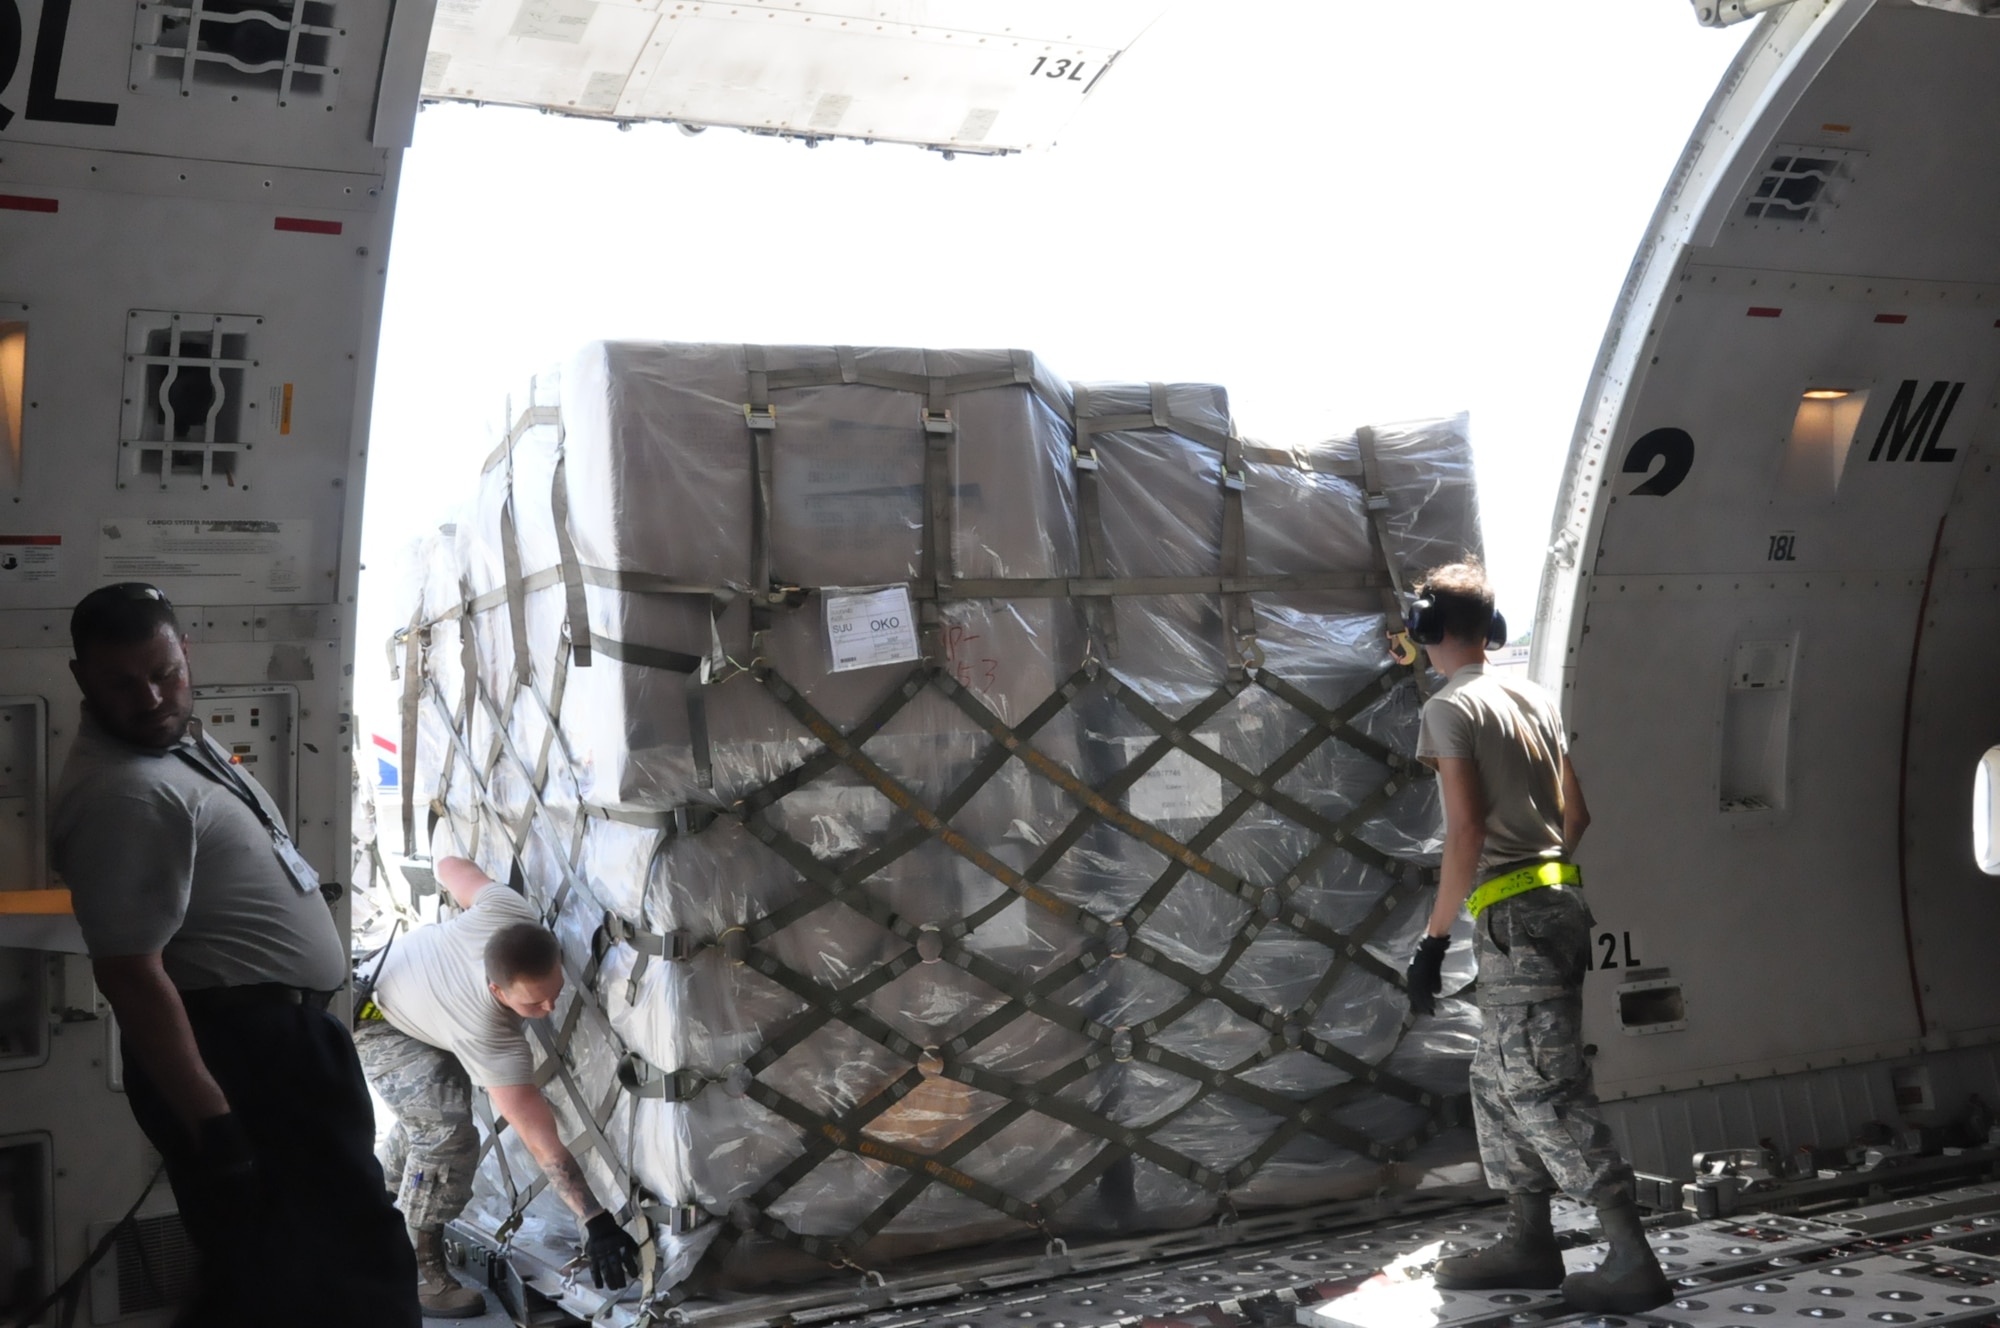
[745,347,777,638]
[1070,382,1118,659]
[499,466,532,687]
[1354,424,1413,618]
[481,403,561,475]
[1208,382,1257,676]
[398,612,422,852]
[917,370,955,662]
[550,449,593,668]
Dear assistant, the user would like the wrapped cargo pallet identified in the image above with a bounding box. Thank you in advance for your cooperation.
[385,342,1487,1317]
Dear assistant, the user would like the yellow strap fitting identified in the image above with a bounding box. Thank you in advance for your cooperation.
[1465,861,1581,919]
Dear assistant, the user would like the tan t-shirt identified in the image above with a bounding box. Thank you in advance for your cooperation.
[1416,664,1569,876]
[373,885,543,1086]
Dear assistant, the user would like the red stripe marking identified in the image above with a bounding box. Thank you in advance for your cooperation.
[0,535,61,545]
[372,734,398,753]
[1747,306,1783,318]
[1874,313,1908,324]
[274,216,342,235]
[0,194,60,214]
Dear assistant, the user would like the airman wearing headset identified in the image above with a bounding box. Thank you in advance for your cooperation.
[1401,558,1670,1316]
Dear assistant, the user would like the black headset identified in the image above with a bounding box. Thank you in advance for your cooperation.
[1404,594,1508,650]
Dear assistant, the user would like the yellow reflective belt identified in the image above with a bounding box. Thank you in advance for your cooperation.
[1465,861,1581,918]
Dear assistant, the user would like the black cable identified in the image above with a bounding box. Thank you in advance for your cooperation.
[3,1164,166,1328]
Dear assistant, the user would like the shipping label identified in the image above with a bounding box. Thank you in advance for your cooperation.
[825,584,920,674]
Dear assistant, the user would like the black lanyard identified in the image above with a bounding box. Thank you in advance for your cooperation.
[174,731,286,839]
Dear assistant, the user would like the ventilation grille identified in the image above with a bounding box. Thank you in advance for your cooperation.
[113,1216,197,1315]
[130,0,341,107]
[88,1211,196,1321]
[1741,146,1862,227]
[120,311,262,492]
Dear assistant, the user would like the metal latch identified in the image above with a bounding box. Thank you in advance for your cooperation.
[742,403,777,431]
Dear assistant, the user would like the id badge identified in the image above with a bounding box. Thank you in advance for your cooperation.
[273,832,321,895]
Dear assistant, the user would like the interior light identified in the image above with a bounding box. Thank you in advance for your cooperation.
[1802,388,1851,400]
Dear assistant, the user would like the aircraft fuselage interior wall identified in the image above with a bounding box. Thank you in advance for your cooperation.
[1536,0,2000,1163]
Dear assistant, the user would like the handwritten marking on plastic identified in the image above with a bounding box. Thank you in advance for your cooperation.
[825,585,919,674]
[942,622,998,695]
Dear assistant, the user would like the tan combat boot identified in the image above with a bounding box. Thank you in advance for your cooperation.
[410,1225,487,1319]
[1561,1199,1672,1314]
[1433,1190,1566,1290]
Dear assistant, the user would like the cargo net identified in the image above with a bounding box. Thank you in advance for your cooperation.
[384,349,1481,1317]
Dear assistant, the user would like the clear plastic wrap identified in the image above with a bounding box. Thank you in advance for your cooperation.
[387,344,1486,1307]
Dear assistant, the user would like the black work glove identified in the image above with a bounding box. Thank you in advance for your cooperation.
[584,1211,641,1291]
[1405,934,1450,1016]
[193,1112,261,1217]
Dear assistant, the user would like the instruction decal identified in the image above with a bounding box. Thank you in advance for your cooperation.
[825,585,919,674]
[1121,733,1226,824]
[1621,427,1694,497]
[0,532,58,582]
[98,519,308,597]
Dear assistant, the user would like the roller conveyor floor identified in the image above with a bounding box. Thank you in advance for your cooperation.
[471,1153,2000,1328]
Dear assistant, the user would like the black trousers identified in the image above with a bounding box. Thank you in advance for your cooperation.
[122,1000,420,1328]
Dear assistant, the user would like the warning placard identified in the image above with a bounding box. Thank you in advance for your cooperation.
[97,519,310,600]
[0,534,61,584]
[825,584,920,674]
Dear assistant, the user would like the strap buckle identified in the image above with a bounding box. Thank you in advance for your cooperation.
[743,403,777,432]
[1222,467,1247,492]
[922,407,955,436]
[1071,445,1100,472]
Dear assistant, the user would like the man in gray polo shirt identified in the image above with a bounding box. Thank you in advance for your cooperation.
[357,854,640,1316]
[50,583,417,1327]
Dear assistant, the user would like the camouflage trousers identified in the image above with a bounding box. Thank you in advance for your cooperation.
[354,1019,480,1229]
[1471,887,1634,1207]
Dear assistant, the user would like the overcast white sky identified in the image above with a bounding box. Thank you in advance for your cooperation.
[355,2,1749,731]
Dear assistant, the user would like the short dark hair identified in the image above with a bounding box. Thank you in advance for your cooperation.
[70,583,181,659]
[1417,559,1496,644]
[484,923,561,988]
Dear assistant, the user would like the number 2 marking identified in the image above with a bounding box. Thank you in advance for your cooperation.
[1027,56,1089,82]
[1593,930,1641,971]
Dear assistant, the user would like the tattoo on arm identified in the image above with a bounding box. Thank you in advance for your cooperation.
[539,1150,601,1220]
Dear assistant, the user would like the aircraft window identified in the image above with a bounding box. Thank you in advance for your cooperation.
[121,312,257,492]
[0,318,23,485]
[134,0,338,105]
[1974,747,2000,876]
[1745,154,1842,224]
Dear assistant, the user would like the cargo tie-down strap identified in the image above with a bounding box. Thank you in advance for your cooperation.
[391,381,1468,1320]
